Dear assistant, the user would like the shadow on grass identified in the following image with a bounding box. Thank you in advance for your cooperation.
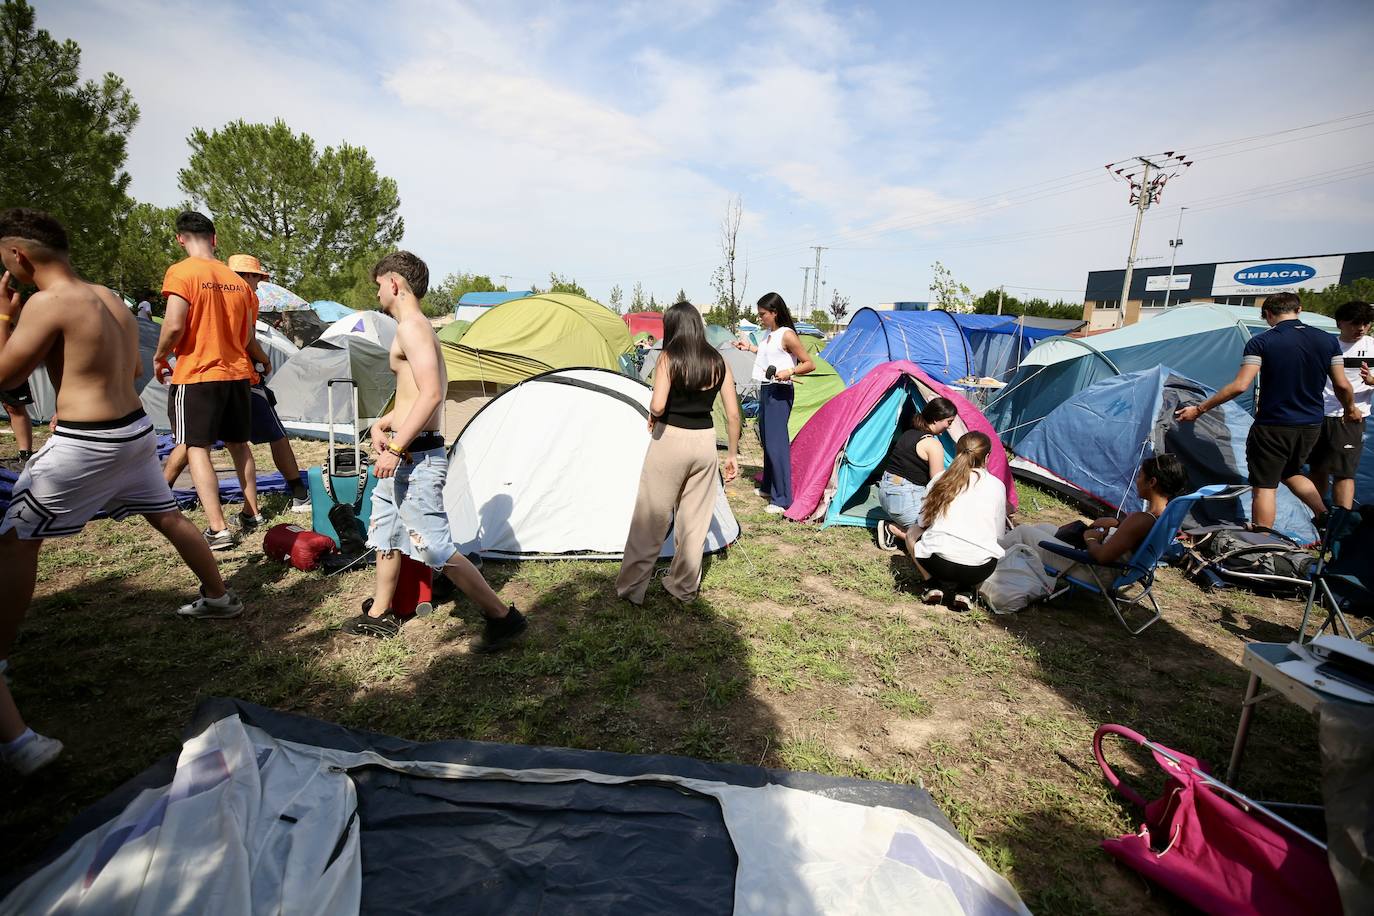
[0,554,781,875]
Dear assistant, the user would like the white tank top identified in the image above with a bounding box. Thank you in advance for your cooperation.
[751,329,796,384]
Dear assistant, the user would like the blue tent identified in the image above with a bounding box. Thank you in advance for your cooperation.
[1015,366,1318,543]
[311,300,355,322]
[822,309,1064,387]
[986,304,1339,449]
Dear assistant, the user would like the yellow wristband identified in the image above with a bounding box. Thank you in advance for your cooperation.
[0,314,11,324]
[387,441,406,456]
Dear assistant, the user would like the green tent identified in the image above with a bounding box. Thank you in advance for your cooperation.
[441,292,633,434]
[705,324,735,349]
[437,319,471,344]
[789,351,845,439]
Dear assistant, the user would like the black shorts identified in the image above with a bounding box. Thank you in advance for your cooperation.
[1308,416,1366,479]
[1246,423,1320,489]
[0,381,33,410]
[250,383,287,444]
[171,379,251,447]
[916,553,998,591]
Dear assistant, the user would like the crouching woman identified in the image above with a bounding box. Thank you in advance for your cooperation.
[907,431,1006,612]
[875,397,958,550]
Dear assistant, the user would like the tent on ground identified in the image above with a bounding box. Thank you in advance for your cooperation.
[267,334,392,441]
[437,319,471,344]
[822,309,1066,388]
[445,368,740,559]
[442,292,632,435]
[788,351,847,439]
[320,310,397,350]
[795,320,823,337]
[254,282,309,313]
[311,300,354,323]
[268,309,327,348]
[786,361,1017,527]
[455,291,531,326]
[0,697,1028,915]
[985,304,1339,449]
[1014,366,1319,543]
[623,311,664,341]
[705,323,736,348]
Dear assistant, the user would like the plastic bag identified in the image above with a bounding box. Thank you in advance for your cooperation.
[979,544,1056,614]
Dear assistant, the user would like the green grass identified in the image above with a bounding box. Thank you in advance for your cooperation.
[0,434,1350,916]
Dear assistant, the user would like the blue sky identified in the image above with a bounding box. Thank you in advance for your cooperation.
[45,0,1374,311]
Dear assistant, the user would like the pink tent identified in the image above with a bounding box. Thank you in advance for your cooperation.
[785,360,1016,523]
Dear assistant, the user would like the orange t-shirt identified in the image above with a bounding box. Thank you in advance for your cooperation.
[162,257,257,384]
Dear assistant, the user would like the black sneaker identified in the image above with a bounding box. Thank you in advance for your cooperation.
[342,598,403,638]
[204,527,236,551]
[951,592,976,613]
[474,606,527,653]
[875,524,897,551]
[16,450,31,463]
[237,512,266,532]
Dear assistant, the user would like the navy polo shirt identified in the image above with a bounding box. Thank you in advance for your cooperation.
[1242,318,1342,426]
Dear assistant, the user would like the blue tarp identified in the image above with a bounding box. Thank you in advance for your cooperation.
[1016,366,1318,543]
[311,300,355,322]
[457,291,532,307]
[823,309,1061,387]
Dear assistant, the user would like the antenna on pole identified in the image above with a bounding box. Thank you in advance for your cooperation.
[1105,152,1191,325]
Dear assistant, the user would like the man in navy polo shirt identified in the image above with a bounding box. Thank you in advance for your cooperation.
[1175,292,1358,531]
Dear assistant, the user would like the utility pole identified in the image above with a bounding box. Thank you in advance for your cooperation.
[1162,207,1187,310]
[800,267,811,314]
[810,246,826,312]
[997,285,1004,315]
[1106,152,1191,324]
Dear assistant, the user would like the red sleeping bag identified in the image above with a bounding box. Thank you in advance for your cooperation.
[264,524,337,571]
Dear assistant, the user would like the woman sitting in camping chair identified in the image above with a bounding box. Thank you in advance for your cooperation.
[1001,455,1189,578]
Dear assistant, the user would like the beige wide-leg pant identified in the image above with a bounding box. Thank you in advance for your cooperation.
[616,422,718,604]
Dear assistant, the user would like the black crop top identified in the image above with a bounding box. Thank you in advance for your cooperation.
[882,430,937,485]
[661,379,723,430]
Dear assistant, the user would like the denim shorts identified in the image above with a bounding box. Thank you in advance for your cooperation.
[367,447,459,569]
[877,471,927,527]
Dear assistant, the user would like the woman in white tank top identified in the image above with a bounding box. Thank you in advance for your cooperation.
[734,293,814,512]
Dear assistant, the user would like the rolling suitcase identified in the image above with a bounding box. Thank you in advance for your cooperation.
[308,379,378,548]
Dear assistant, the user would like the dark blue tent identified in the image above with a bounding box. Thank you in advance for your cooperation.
[1015,366,1318,542]
[823,309,1065,386]
[986,304,1339,449]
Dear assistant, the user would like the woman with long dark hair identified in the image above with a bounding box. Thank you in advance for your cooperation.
[734,292,813,512]
[908,431,1006,612]
[617,302,741,604]
[875,398,958,550]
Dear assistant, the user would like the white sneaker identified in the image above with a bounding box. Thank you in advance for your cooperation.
[3,732,63,775]
[764,504,786,514]
[753,488,765,497]
[204,528,236,551]
[289,495,311,513]
[177,588,244,619]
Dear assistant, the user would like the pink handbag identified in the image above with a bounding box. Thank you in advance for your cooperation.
[1093,724,1340,915]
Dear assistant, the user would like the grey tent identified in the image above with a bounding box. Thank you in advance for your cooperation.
[267,335,394,440]
[0,698,1029,914]
[640,341,758,399]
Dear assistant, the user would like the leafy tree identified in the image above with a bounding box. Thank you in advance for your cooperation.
[177,119,403,303]
[929,261,973,313]
[1294,278,1374,317]
[702,306,733,328]
[970,289,1082,321]
[607,284,623,313]
[630,282,647,311]
[0,0,138,285]
[674,288,690,306]
[828,289,851,326]
[107,202,181,300]
[546,273,587,297]
[647,294,660,312]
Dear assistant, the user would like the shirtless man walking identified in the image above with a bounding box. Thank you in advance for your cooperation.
[341,251,526,650]
[0,209,242,776]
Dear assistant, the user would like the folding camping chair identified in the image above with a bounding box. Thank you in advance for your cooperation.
[1040,484,1230,635]
[1297,505,1374,644]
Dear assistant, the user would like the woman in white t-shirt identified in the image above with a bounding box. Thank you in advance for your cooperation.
[908,431,1006,612]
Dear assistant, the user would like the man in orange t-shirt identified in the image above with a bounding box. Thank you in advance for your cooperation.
[153,211,260,550]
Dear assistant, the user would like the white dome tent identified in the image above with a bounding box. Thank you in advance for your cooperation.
[444,368,741,560]
[319,310,397,351]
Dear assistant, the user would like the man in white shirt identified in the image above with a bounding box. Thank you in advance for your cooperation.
[1309,300,1374,510]
[136,296,153,321]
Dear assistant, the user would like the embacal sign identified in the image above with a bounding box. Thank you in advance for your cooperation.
[1211,255,1344,297]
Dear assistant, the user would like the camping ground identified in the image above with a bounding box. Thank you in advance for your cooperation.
[0,430,1357,915]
